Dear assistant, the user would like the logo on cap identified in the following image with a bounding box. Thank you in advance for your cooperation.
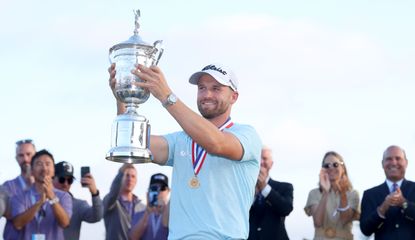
[202,64,227,75]
[63,162,73,174]
[55,161,74,177]
[189,63,238,91]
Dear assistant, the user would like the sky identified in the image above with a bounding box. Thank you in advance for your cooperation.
[1,0,414,239]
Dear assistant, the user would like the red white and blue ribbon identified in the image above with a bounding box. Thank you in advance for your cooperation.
[191,118,234,175]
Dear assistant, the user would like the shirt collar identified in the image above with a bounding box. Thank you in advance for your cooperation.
[385,178,404,191]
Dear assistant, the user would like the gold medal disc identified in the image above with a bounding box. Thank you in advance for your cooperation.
[189,177,200,189]
[324,227,336,238]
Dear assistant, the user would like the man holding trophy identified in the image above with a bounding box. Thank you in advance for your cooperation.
[108,62,261,239]
[107,9,261,240]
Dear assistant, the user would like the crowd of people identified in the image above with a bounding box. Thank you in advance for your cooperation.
[1,63,414,240]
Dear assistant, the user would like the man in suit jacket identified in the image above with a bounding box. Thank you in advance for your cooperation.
[248,147,294,240]
[360,145,415,239]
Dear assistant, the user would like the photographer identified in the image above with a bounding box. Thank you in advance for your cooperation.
[52,161,103,240]
[129,173,170,240]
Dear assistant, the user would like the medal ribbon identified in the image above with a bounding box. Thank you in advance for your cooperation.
[191,118,234,176]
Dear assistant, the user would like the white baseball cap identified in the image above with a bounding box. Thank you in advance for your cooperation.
[189,63,238,91]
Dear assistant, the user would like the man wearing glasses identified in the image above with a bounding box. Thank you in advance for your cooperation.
[129,173,170,240]
[2,139,36,240]
[52,161,103,240]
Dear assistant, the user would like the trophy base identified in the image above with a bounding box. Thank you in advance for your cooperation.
[106,146,152,164]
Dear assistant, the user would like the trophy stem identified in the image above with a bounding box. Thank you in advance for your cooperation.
[125,103,139,114]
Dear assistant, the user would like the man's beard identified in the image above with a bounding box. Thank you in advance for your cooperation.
[21,163,31,178]
[197,101,229,119]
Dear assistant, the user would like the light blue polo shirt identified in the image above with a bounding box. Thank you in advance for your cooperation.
[164,123,261,240]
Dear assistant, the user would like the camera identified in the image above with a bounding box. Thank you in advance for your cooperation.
[148,185,160,207]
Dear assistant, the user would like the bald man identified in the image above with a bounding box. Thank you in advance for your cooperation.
[360,145,415,239]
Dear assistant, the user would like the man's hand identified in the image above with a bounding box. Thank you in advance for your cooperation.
[256,167,268,193]
[387,188,406,207]
[82,173,98,195]
[131,64,172,103]
[379,188,407,215]
[43,177,56,200]
[157,188,170,208]
[38,191,47,206]
[332,174,349,194]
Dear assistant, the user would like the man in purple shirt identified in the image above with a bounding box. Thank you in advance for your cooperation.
[129,173,170,240]
[2,139,36,240]
[11,149,73,240]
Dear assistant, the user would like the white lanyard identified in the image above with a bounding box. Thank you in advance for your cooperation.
[18,175,29,190]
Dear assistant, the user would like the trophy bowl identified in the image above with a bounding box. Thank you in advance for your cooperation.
[106,10,163,163]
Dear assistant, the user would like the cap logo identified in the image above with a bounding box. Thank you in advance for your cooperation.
[63,162,73,173]
[202,65,227,76]
[154,175,165,181]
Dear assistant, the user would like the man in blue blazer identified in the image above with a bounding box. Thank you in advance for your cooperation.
[248,147,294,240]
[360,145,415,239]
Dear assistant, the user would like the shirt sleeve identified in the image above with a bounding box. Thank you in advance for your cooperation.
[77,197,104,223]
[227,124,262,162]
[11,193,28,218]
[348,189,360,212]
[304,188,321,216]
[59,191,73,219]
[103,171,124,213]
[164,131,184,167]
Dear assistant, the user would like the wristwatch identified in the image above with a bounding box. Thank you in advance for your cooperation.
[162,93,177,108]
[49,196,60,205]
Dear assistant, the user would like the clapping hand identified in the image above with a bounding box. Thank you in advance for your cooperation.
[319,169,331,193]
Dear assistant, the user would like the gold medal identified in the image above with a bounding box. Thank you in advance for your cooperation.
[324,227,336,238]
[189,176,200,189]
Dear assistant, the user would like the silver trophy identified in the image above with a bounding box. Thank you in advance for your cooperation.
[106,10,163,163]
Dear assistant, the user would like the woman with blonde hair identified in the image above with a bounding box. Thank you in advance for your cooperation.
[304,151,360,240]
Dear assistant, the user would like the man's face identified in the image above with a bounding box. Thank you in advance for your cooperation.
[382,146,407,182]
[32,155,54,183]
[260,148,274,173]
[122,168,137,193]
[16,143,36,174]
[53,176,73,192]
[196,74,237,119]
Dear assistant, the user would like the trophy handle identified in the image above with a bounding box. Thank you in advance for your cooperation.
[152,40,164,65]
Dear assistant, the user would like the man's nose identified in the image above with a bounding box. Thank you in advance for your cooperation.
[203,90,214,98]
[23,156,31,163]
